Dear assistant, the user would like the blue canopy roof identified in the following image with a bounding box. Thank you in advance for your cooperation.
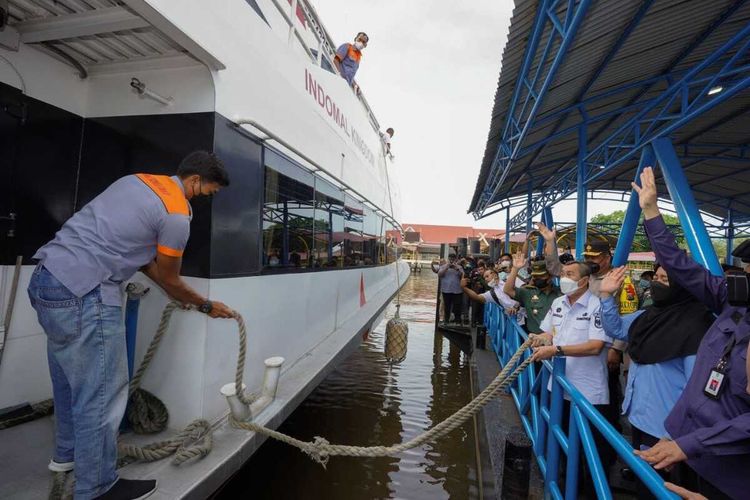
[470,0,750,227]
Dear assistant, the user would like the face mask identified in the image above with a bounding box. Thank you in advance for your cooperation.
[560,277,582,295]
[498,271,508,281]
[584,260,601,275]
[650,282,672,304]
[500,260,511,270]
[488,279,498,288]
[533,278,549,288]
[518,268,530,280]
[354,41,365,50]
[639,279,651,289]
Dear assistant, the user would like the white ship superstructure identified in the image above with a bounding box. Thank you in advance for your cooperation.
[0,1,407,497]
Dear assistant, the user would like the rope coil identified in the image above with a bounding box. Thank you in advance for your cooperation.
[119,302,254,465]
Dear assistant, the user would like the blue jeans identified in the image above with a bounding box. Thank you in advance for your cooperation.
[28,265,128,499]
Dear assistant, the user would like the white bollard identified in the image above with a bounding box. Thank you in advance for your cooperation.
[220,356,285,422]
[220,382,251,421]
[250,356,285,418]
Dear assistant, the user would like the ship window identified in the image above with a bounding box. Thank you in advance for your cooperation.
[262,162,316,270]
[343,195,364,267]
[385,222,401,264]
[312,177,345,269]
[362,208,380,266]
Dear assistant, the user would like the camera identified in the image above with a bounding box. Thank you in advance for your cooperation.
[728,239,750,305]
[727,271,749,306]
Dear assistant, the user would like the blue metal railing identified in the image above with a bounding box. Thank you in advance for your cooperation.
[484,303,677,499]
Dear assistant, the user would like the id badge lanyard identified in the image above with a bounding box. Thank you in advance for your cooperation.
[703,334,737,400]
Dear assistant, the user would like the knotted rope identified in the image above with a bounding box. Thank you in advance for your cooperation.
[231,338,533,467]
[118,302,255,465]
[118,301,534,468]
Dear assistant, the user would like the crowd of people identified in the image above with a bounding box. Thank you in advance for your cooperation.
[437,167,748,499]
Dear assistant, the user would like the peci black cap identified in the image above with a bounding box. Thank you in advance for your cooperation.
[731,239,750,263]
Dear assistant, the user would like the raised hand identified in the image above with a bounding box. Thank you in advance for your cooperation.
[632,166,660,218]
[513,250,528,270]
[600,266,626,296]
[536,221,556,242]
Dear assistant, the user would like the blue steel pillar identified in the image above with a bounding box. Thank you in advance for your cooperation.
[727,207,735,265]
[526,180,533,235]
[653,137,723,276]
[575,126,588,259]
[505,207,511,253]
[537,206,553,257]
[612,145,655,266]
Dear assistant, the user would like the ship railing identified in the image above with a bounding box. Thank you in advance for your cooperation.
[266,0,382,132]
[483,303,677,499]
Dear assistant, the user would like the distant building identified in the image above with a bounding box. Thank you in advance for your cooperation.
[396,223,527,261]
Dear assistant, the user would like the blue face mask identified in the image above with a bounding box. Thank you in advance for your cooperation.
[639,279,650,289]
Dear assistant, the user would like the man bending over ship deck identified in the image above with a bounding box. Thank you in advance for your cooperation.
[334,31,368,93]
[28,151,234,500]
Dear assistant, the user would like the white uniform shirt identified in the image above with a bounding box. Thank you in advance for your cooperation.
[540,290,612,405]
[482,283,519,309]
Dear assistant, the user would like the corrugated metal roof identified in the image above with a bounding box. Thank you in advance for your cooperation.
[470,0,750,222]
[6,0,205,74]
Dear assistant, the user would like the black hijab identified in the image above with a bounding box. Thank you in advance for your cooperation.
[627,279,713,364]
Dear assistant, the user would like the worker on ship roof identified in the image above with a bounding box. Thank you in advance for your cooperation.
[335,31,368,94]
[28,151,235,500]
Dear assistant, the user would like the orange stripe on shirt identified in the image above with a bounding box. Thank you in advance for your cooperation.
[136,173,190,216]
[347,44,362,62]
[157,244,184,258]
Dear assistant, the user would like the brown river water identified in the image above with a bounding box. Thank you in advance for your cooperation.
[213,271,481,499]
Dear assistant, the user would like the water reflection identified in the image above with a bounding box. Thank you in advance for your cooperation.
[215,272,479,499]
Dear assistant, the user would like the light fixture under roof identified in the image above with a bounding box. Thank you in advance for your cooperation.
[708,86,724,95]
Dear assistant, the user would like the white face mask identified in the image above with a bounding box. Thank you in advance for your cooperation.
[488,279,498,288]
[560,277,583,295]
[354,41,365,50]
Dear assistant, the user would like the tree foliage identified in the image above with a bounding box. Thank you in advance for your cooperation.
[589,210,686,251]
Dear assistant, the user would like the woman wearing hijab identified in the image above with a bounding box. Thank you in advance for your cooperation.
[599,264,714,497]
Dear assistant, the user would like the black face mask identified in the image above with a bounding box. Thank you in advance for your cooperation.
[584,260,600,275]
[650,282,672,305]
[533,278,549,288]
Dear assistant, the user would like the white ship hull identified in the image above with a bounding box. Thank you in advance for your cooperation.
[0,0,405,496]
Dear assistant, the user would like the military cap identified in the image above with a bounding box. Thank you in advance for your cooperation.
[531,260,549,276]
[582,240,611,257]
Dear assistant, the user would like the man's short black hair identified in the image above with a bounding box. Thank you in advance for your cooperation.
[499,253,512,261]
[386,127,394,135]
[177,151,230,186]
[356,32,369,41]
[640,271,655,280]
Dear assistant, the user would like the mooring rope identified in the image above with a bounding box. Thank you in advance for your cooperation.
[118,302,255,465]
[231,338,534,467]
[118,302,533,467]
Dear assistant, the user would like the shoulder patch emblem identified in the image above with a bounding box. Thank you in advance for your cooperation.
[594,312,602,329]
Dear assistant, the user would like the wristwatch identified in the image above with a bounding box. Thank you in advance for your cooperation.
[198,301,213,314]
[555,345,565,357]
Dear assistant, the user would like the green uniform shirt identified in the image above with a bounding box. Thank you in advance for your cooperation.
[514,285,562,333]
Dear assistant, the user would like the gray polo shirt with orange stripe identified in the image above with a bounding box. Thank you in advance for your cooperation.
[34,174,191,306]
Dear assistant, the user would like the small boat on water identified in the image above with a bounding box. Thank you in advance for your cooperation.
[0,0,407,497]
